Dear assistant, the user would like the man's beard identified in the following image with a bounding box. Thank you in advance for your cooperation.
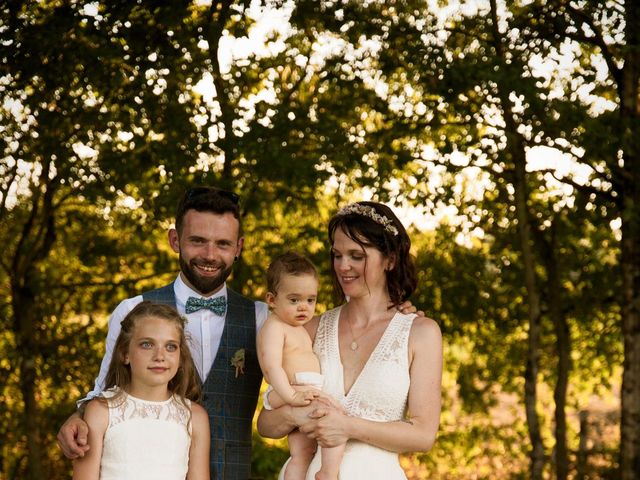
[179,254,233,295]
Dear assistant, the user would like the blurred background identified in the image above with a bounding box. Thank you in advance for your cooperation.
[2,0,637,478]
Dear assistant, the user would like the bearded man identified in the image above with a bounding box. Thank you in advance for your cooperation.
[58,187,268,480]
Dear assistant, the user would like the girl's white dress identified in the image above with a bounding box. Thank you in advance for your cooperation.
[99,388,192,480]
[279,306,415,480]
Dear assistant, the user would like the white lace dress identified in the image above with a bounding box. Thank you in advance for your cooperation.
[279,306,415,480]
[99,388,192,480]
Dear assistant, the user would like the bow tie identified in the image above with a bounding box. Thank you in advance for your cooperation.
[185,296,227,315]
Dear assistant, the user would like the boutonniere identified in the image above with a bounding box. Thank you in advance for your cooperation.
[230,348,245,378]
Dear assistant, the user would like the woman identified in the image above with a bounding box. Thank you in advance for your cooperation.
[257,201,442,480]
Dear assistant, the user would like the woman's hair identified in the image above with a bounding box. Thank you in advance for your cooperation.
[328,201,417,307]
[103,301,201,403]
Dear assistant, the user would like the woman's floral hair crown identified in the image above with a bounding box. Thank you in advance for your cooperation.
[336,203,399,236]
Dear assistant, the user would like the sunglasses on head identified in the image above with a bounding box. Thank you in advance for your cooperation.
[184,187,240,205]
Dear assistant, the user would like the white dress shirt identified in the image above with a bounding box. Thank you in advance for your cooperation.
[82,275,268,403]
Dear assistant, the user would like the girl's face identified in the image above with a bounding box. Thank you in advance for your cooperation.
[125,316,181,396]
[331,228,391,300]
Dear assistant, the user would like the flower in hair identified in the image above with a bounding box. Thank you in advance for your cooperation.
[337,203,399,236]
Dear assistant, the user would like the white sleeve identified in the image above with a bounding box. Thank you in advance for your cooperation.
[76,295,143,407]
[254,300,269,332]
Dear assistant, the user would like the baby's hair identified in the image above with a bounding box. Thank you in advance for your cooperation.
[103,301,201,404]
[267,251,318,294]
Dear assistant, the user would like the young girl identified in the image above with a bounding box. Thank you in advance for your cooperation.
[72,301,210,480]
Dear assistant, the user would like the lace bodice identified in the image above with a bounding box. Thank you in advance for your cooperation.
[99,388,192,480]
[314,306,413,421]
[294,306,415,480]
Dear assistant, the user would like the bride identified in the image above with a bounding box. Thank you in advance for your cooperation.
[258,202,443,479]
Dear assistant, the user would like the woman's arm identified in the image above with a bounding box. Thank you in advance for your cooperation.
[256,400,319,439]
[187,403,211,480]
[301,317,443,453]
[72,400,108,480]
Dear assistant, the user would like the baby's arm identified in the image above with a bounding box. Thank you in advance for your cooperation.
[72,399,108,480]
[187,403,210,480]
[266,384,324,410]
[257,318,316,407]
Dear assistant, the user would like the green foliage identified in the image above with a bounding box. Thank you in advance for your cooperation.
[250,432,289,480]
[1,0,629,478]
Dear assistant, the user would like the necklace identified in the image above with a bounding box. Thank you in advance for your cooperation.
[345,317,367,351]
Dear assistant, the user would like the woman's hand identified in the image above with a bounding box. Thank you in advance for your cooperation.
[299,406,351,448]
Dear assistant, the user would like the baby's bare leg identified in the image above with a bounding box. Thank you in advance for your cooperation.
[285,429,317,480]
[266,388,286,410]
[315,443,345,480]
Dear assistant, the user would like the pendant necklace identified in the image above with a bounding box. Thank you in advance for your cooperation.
[346,316,367,351]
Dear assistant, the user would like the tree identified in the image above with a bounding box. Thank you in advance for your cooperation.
[278,0,627,476]
[512,1,640,476]
[1,1,253,477]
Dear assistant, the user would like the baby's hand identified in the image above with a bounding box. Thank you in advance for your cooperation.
[290,389,319,406]
[312,391,347,413]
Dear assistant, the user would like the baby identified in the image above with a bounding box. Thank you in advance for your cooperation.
[257,252,343,480]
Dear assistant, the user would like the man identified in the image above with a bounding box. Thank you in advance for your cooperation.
[58,187,268,480]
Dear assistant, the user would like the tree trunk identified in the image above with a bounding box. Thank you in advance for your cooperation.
[489,1,545,477]
[543,220,571,480]
[620,221,640,479]
[513,149,546,480]
[619,2,640,478]
[12,281,43,480]
[577,410,589,479]
[9,168,57,479]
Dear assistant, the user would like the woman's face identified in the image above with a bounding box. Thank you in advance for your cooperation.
[331,228,390,300]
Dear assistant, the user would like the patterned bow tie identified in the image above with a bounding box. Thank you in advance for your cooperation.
[185,296,227,315]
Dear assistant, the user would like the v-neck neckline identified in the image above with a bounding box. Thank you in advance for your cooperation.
[336,306,399,398]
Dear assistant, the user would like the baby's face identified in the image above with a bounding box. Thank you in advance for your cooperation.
[268,273,318,327]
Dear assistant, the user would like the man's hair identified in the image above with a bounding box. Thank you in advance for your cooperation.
[175,187,242,236]
[267,251,318,293]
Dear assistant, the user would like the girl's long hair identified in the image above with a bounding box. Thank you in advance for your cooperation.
[103,301,201,405]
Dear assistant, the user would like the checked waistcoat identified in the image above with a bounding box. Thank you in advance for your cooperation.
[142,283,262,480]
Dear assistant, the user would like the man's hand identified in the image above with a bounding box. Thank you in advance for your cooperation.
[57,412,90,459]
[398,300,425,317]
